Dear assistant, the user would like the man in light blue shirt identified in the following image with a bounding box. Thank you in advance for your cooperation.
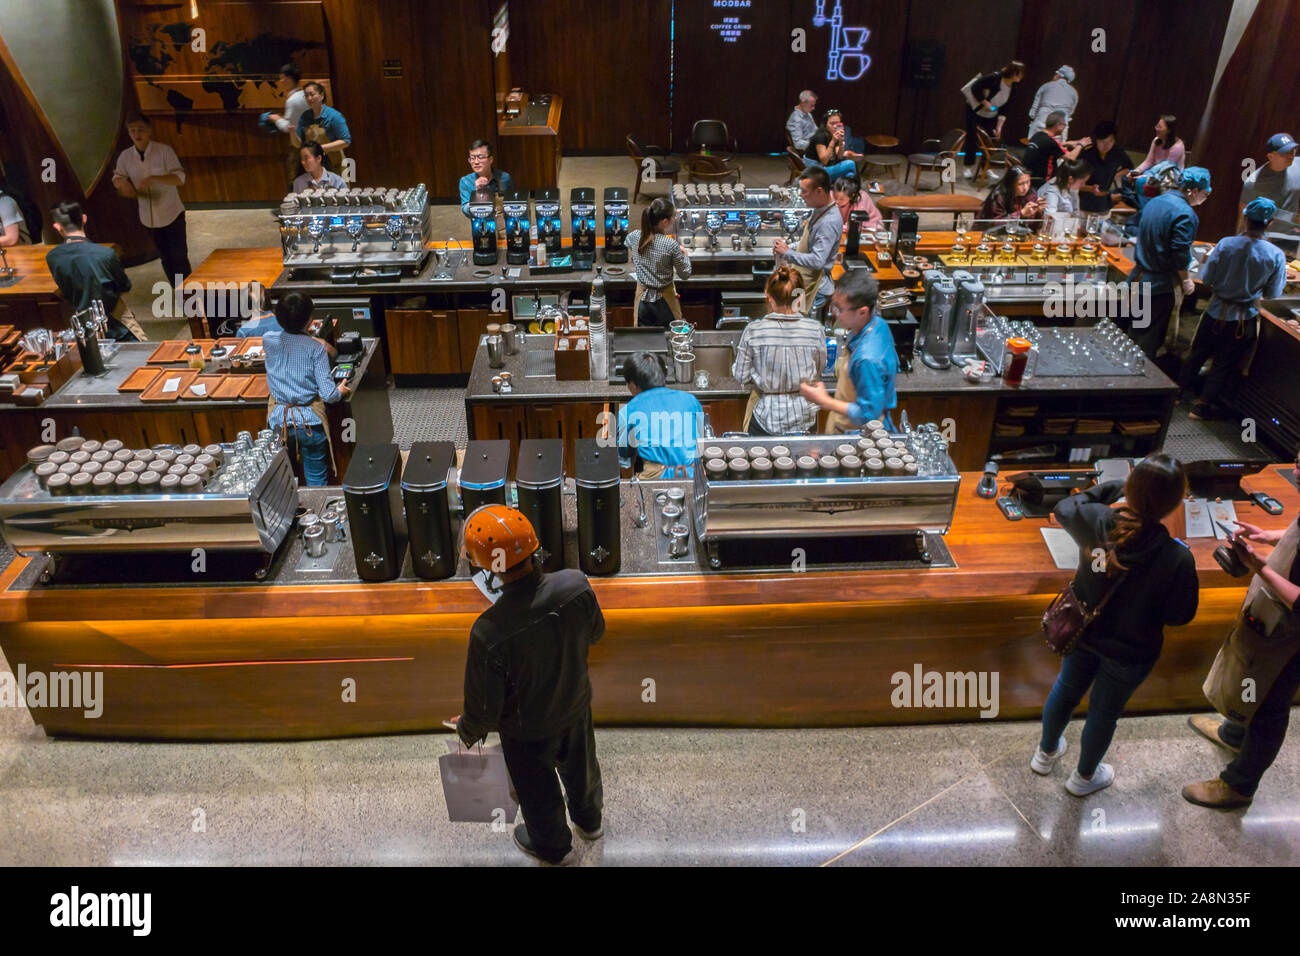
[799,269,898,430]
[616,352,703,478]
[785,90,818,152]
[1180,197,1288,420]
[459,139,514,217]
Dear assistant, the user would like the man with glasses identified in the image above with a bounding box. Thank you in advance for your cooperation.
[799,268,897,433]
[459,139,514,217]
[773,167,842,320]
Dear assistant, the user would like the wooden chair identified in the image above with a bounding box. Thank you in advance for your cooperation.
[905,129,966,193]
[783,147,806,185]
[975,126,1011,187]
[687,152,742,184]
[626,135,680,203]
[690,119,737,154]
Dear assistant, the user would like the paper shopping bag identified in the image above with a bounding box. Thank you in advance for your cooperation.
[438,740,520,823]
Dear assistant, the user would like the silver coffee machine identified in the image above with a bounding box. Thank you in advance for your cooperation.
[916,269,958,369]
[950,271,985,365]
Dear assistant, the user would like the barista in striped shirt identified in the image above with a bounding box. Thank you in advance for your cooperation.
[731,266,827,436]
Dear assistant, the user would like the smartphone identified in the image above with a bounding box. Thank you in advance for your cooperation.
[1214,520,1237,542]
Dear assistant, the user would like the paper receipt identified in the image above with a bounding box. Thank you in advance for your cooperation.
[162,377,181,393]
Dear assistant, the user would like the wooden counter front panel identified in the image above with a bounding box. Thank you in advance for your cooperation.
[0,588,1245,740]
[387,310,462,376]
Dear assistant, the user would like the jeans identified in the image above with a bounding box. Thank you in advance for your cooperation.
[1040,643,1155,777]
[499,706,603,863]
[806,156,857,181]
[286,422,330,486]
[1221,646,1300,796]
[811,288,830,323]
[149,211,192,285]
[1177,314,1257,410]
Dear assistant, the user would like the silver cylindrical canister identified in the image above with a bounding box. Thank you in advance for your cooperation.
[303,524,327,558]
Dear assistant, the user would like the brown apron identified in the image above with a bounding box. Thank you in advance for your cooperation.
[788,205,832,315]
[267,395,339,481]
[632,282,683,327]
[824,350,858,434]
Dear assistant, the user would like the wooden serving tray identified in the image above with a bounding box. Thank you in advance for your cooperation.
[210,374,253,400]
[181,374,224,400]
[147,339,218,364]
[240,375,270,401]
[216,338,243,352]
[117,366,161,392]
[236,337,264,356]
[139,369,198,402]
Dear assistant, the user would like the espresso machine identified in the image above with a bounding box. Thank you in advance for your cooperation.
[891,210,919,259]
[459,440,510,515]
[602,187,629,264]
[401,441,456,581]
[575,438,620,575]
[534,188,562,256]
[916,269,959,369]
[342,444,407,582]
[468,195,498,265]
[570,187,597,269]
[503,189,532,266]
[950,271,986,365]
[515,439,564,572]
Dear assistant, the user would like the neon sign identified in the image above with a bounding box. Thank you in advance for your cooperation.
[813,0,870,81]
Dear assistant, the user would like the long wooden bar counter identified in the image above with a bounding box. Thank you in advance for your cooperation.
[0,466,1293,740]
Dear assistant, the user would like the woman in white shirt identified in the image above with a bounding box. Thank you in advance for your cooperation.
[292,142,347,193]
[1037,158,1092,222]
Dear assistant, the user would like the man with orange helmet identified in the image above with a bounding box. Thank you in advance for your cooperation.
[452,504,606,864]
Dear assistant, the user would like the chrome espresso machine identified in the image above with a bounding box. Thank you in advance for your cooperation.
[670,183,810,268]
[277,185,432,280]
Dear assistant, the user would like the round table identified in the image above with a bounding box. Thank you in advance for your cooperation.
[866,134,900,150]
[865,155,907,179]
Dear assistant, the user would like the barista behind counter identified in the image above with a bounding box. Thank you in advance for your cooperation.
[617,352,703,479]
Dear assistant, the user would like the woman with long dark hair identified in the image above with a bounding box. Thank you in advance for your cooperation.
[1033,453,1199,795]
[1132,114,1185,175]
[292,141,346,193]
[1036,157,1092,218]
[978,165,1043,224]
[959,60,1026,178]
[627,197,691,327]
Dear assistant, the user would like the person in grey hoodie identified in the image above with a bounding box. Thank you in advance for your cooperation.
[1032,454,1199,795]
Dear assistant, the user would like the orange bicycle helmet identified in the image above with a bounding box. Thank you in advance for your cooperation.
[462,504,539,572]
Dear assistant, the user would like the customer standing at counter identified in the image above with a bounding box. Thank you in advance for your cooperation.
[617,351,702,478]
[296,82,351,172]
[1079,122,1132,214]
[292,142,347,193]
[958,61,1025,179]
[452,505,606,864]
[773,167,842,320]
[799,269,896,433]
[978,165,1043,224]
[1127,166,1211,359]
[458,140,513,217]
[1026,65,1078,140]
[264,291,349,486]
[111,112,191,285]
[732,266,826,436]
[1032,455,1198,796]
[1183,446,1300,809]
[45,201,136,341]
[627,198,690,327]
[1239,133,1300,235]
[1179,198,1287,421]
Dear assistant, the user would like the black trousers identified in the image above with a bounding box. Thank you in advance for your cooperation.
[637,297,675,328]
[499,705,602,862]
[962,109,996,168]
[1132,289,1175,359]
[1221,645,1300,797]
[1177,314,1256,409]
[149,211,192,285]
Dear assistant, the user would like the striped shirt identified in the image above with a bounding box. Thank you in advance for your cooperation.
[628,229,691,302]
[731,311,828,434]
[263,328,342,428]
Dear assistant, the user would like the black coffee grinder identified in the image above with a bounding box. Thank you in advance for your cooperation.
[570,187,596,269]
[459,440,511,515]
[575,438,620,575]
[503,189,531,266]
[515,438,564,572]
[342,444,407,582]
[891,210,919,260]
[845,209,871,259]
[602,187,629,264]
[469,194,498,265]
[533,188,562,256]
[401,440,456,581]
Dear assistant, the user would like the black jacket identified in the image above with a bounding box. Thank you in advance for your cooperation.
[1054,482,1199,665]
[45,238,131,313]
[966,72,1004,106]
[460,567,605,743]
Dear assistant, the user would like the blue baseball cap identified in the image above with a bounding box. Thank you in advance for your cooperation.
[1267,133,1297,154]
[1182,166,1212,192]
[1244,197,1277,223]
[1056,65,1075,82]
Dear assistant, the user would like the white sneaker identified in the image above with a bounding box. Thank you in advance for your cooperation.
[962,167,974,180]
[1066,762,1115,796]
[1030,736,1068,775]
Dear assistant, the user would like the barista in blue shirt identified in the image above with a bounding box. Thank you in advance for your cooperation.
[1179,197,1288,420]
[617,351,703,479]
[459,139,514,217]
[799,269,898,431]
[296,83,351,162]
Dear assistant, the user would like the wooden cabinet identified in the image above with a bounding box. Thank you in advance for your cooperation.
[608,306,636,329]
[525,401,610,475]
[456,308,498,373]
[894,393,998,471]
[700,399,744,437]
[386,310,461,376]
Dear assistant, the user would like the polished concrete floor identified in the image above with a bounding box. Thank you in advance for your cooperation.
[1,654,1297,866]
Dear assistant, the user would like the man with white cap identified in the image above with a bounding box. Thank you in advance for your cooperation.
[1027,66,1078,140]
[1179,197,1287,420]
[1239,133,1300,235]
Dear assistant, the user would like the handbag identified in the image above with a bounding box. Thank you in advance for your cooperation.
[438,738,520,824]
[1041,563,1128,656]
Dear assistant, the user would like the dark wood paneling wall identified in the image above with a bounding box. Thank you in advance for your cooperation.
[508,0,672,153]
